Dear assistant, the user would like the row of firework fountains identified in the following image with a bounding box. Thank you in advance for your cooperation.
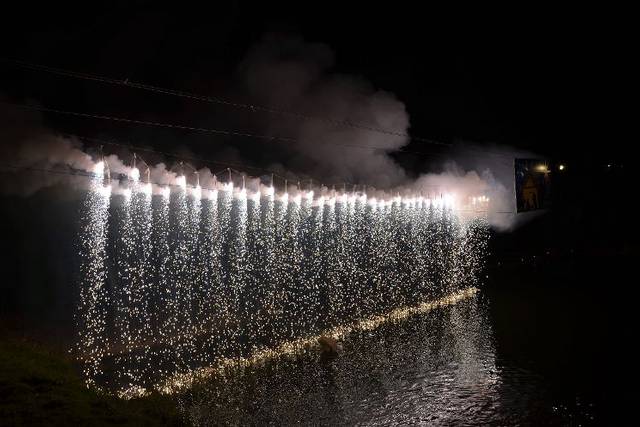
[78,153,491,397]
[91,153,491,211]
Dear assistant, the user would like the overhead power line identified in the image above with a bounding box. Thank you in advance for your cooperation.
[1,57,451,146]
[3,101,295,142]
[0,162,516,214]
[1,59,521,161]
[1,100,466,155]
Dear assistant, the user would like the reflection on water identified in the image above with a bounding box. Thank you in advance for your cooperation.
[177,294,552,425]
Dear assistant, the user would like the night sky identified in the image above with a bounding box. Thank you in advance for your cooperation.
[1,3,632,174]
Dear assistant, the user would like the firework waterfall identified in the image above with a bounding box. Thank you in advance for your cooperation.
[1,37,498,398]
[78,166,490,398]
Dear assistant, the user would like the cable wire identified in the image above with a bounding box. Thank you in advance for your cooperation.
[1,57,450,146]
[0,162,517,214]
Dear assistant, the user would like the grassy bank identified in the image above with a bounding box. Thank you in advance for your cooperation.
[0,337,183,426]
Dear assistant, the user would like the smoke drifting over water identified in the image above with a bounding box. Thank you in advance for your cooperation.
[0,35,530,229]
[0,101,94,195]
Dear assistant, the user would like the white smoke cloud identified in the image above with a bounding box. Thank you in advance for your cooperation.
[240,34,409,188]
[0,36,538,230]
[0,100,95,195]
[237,35,532,229]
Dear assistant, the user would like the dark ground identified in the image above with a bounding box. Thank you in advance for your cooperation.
[0,336,182,426]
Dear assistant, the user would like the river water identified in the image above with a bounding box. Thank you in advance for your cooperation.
[178,252,634,425]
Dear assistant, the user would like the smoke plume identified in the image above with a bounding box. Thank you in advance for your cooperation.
[239,35,409,188]
[0,35,534,230]
[0,100,94,195]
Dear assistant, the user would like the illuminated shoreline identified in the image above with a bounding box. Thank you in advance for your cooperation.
[115,286,479,399]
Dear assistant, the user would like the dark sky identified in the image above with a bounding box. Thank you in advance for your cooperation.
[0,2,633,171]
[0,2,634,336]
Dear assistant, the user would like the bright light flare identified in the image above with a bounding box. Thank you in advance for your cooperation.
[305,190,314,202]
[93,161,104,177]
[176,175,186,189]
[142,183,152,196]
[444,193,455,208]
[192,185,202,199]
[98,184,111,197]
[130,167,140,182]
[222,182,234,193]
[250,191,261,204]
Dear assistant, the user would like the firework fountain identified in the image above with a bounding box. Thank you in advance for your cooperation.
[77,159,490,398]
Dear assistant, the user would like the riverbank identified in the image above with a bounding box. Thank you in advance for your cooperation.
[0,336,183,426]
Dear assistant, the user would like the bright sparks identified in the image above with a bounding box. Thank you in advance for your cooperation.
[130,167,140,182]
[78,179,490,397]
[142,182,152,196]
[93,161,105,177]
[192,184,202,199]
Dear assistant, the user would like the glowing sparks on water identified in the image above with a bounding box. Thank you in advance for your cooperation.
[77,181,489,397]
[153,287,479,397]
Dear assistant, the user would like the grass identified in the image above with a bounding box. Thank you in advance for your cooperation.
[0,337,183,426]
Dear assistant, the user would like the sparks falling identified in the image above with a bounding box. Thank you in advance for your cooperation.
[77,173,490,397]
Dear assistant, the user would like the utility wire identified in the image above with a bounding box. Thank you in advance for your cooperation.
[65,133,497,182]
[1,58,526,160]
[4,101,513,161]
[66,133,281,176]
[7,126,453,191]
[2,100,516,193]
[0,162,516,214]
[1,57,450,146]
[3,101,295,142]
[3,101,438,152]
